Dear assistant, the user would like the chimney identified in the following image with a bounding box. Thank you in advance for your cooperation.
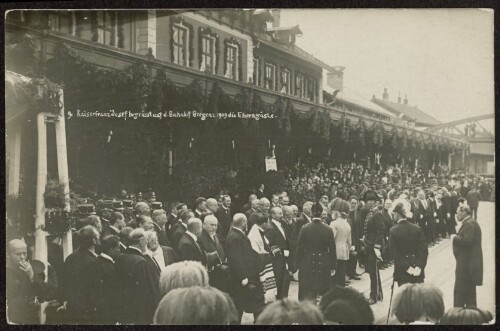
[398,92,401,104]
[404,95,408,105]
[326,68,344,92]
[383,88,389,100]
[272,9,281,28]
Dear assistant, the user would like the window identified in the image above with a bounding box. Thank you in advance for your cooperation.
[295,74,303,98]
[96,11,117,46]
[225,45,238,80]
[281,69,290,94]
[253,58,260,86]
[265,63,276,90]
[201,36,215,73]
[47,11,76,35]
[173,24,188,66]
[304,77,316,101]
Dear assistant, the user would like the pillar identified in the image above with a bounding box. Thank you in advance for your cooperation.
[7,129,22,195]
[34,112,48,265]
[54,89,72,260]
[136,10,156,56]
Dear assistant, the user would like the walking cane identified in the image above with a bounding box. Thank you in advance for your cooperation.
[386,279,395,325]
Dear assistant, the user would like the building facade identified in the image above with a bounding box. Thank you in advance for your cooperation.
[5,9,467,197]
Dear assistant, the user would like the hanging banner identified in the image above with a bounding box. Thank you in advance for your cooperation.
[265,157,277,172]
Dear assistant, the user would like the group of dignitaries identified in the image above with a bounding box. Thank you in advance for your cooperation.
[7,181,484,325]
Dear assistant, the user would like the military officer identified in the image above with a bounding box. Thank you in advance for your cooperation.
[361,190,385,304]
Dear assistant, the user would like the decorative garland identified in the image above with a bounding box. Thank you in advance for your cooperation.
[390,126,399,149]
[402,128,408,149]
[31,77,64,116]
[198,27,220,74]
[170,16,194,67]
[340,114,351,143]
[223,37,243,81]
[356,118,366,146]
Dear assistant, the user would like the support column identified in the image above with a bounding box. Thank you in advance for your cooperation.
[34,112,48,265]
[136,10,156,56]
[54,89,72,260]
[8,129,22,195]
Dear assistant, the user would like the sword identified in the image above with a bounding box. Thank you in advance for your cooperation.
[386,279,395,325]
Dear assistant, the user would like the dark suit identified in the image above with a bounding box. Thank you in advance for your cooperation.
[256,189,265,199]
[282,220,298,273]
[245,208,258,225]
[159,245,179,267]
[296,219,337,301]
[347,210,362,277]
[467,190,481,219]
[59,249,98,324]
[177,232,207,266]
[153,222,172,248]
[295,213,311,236]
[215,207,232,243]
[6,266,38,324]
[265,220,291,299]
[169,222,186,252]
[453,217,483,307]
[450,192,459,235]
[442,192,452,236]
[381,209,394,264]
[389,219,428,286]
[88,254,117,324]
[101,224,120,238]
[166,213,178,232]
[113,247,161,324]
[226,227,264,321]
[363,208,385,302]
[416,199,432,243]
[198,230,228,292]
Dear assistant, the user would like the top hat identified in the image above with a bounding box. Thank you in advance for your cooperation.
[113,201,125,211]
[78,204,96,216]
[123,200,134,209]
[151,202,163,210]
[362,190,381,202]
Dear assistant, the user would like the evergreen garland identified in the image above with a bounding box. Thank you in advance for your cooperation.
[356,118,366,146]
[402,128,408,149]
[390,127,399,149]
[340,114,351,143]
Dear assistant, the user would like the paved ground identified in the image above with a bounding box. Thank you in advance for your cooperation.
[242,201,495,325]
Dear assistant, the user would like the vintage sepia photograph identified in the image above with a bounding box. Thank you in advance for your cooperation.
[5,7,495,325]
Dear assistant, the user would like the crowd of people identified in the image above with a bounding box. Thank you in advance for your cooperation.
[6,160,494,325]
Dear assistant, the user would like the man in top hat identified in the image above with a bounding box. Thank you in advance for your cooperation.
[150,202,163,211]
[361,190,385,304]
[466,186,481,219]
[388,201,428,287]
[296,202,337,301]
[122,200,134,223]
